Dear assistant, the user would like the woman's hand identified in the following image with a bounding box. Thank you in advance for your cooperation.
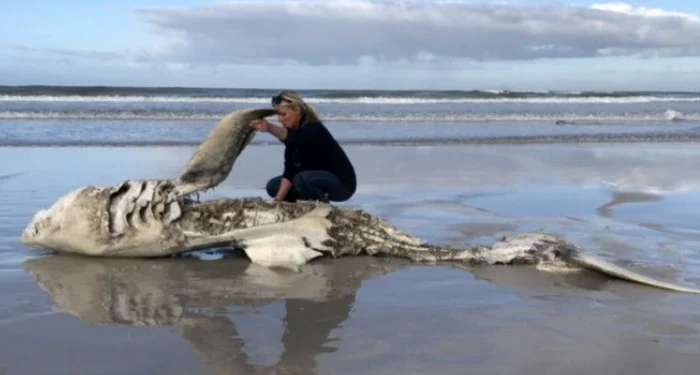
[274,178,293,202]
[249,119,271,132]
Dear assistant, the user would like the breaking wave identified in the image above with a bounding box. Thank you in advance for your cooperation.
[3,94,700,104]
[3,110,699,122]
[2,86,700,104]
[664,109,684,121]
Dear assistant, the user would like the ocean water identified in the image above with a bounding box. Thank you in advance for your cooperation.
[2,85,700,146]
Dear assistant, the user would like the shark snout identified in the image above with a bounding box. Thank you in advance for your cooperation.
[20,210,48,245]
[20,218,40,244]
[20,223,36,244]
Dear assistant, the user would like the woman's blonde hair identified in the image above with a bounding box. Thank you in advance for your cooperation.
[272,89,320,126]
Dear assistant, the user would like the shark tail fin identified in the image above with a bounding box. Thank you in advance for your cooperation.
[571,253,700,294]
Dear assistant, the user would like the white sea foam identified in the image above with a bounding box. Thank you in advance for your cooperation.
[664,109,684,121]
[3,94,700,104]
[2,110,699,122]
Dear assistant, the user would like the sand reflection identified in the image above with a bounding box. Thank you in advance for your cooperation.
[596,191,663,219]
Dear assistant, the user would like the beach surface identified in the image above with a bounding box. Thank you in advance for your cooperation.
[3,143,700,375]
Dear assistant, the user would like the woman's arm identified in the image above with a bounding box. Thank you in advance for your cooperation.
[249,119,288,142]
[266,123,288,142]
[275,177,293,202]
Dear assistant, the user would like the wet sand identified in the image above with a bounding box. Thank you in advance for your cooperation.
[3,143,700,374]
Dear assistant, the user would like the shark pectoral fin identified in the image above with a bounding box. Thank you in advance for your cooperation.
[572,254,700,294]
[200,206,336,268]
[242,234,324,269]
[302,202,333,219]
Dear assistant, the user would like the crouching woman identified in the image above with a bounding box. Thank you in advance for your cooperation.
[248,90,357,203]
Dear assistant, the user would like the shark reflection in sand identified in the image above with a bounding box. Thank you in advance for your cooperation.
[23,255,406,375]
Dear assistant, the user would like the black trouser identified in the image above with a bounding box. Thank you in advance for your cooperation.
[266,170,353,202]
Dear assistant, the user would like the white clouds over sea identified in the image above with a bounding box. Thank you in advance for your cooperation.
[4,1,700,89]
[135,1,700,65]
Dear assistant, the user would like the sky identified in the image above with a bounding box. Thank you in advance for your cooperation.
[2,0,700,91]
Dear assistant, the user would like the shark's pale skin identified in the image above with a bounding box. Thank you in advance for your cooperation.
[19,108,700,294]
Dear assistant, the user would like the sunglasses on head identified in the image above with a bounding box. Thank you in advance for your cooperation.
[271,94,290,106]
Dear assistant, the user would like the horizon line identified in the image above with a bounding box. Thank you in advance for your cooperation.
[0,84,698,94]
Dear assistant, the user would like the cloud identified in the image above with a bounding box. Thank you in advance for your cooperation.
[130,0,700,66]
[589,2,700,21]
[7,44,126,62]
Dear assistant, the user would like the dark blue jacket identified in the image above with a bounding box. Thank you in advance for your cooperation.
[282,121,357,193]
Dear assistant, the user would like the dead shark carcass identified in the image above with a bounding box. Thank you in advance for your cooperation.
[19,108,700,294]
